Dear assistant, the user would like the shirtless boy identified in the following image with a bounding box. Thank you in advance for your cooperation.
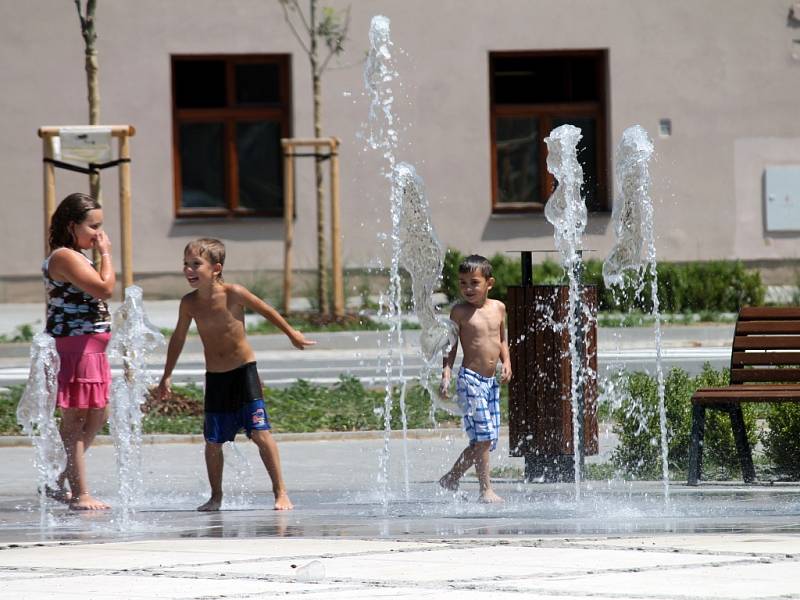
[157,238,314,511]
[439,254,511,503]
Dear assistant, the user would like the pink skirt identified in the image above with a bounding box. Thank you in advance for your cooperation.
[55,332,111,410]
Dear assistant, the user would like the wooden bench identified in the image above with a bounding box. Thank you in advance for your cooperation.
[687,306,800,485]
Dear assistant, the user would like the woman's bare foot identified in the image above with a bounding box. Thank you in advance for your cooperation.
[274,491,293,511]
[69,493,110,511]
[43,485,72,505]
[197,496,222,512]
[438,473,459,491]
[478,489,504,504]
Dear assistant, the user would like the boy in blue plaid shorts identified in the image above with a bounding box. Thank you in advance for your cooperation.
[439,255,511,503]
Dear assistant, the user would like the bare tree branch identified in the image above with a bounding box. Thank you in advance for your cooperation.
[74,0,97,46]
[318,5,350,75]
[279,0,311,55]
[288,0,311,35]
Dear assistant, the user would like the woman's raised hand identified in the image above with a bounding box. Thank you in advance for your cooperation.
[93,230,112,255]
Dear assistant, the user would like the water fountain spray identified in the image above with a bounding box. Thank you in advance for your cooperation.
[107,285,165,525]
[364,15,398,171]
[365,15,407,505]
[603,125,669,500]
[394,162,459,418]
[365,15,459,503]
[544,124,589,498]
[16,333,65,528]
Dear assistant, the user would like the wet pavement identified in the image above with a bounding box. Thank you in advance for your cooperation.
[1,434,800,598]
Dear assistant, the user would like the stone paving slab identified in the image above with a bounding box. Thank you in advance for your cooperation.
[1,536,799,599]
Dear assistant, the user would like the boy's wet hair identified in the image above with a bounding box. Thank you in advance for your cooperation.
[185,238,226,280]
[458,254,492,279]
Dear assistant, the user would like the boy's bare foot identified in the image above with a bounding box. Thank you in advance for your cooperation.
[69,494,110,511]
[274,491,293,511]
[43,485,72,504]
[438,473,459,491]
[478,490,504,504]
[197,496,222,512]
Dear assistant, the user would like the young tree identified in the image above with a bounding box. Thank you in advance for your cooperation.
[74,0,101,203]
[278,0,349,317]
[75,0,99,126]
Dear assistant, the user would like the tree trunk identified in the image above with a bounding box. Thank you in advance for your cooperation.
[309,1,329,316]
[86,43,101,202]
[77,0,102,267]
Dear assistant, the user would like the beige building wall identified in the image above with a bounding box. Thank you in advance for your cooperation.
[1,0,799,299]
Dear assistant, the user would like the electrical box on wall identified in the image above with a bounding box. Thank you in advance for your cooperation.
[765,166,800,232]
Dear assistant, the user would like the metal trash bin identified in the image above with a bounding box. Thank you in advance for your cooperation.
[506,253,598,482]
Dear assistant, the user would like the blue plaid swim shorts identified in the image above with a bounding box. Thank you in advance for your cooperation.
[457,366,500,451]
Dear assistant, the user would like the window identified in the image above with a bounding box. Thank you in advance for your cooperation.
[172,55,291,217]
[490,51,609,213]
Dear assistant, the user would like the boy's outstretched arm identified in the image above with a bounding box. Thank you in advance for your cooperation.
[157,297,192,399]
[440,308,460,397]
[232,284,316,350]
[499,304,512,383]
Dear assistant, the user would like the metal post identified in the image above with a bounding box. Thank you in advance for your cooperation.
[572,250,586,479]
[521,251,533,286]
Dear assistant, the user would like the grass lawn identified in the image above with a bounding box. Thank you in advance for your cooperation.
[1,377,499,436]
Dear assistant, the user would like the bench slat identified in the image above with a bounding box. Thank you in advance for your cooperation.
[732,351,800,366]
[736,320,800,334]
[730,368,800,383]
[693,396,800,405]
[732,336,800,350]
[696,383,800,392]
[739,307,800,320]
[692,386,800,405]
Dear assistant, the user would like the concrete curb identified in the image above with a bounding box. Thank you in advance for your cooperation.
[0,427,488,447]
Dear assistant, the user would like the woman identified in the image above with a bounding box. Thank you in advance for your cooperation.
[44,193,115,510]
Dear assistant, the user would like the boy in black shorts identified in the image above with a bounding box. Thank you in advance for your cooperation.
[157,238,314,511]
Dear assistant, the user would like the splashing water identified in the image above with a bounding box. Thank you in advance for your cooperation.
[365,15,409,505]
[393,163,460,416]
[602,125,669,500]
[223,441,255,508]
[544,124,589,499]
[364,15,398,168]
[107,286,165,525]
[16,333,65,527]
[603,126,654,285]
[545,125,586,268]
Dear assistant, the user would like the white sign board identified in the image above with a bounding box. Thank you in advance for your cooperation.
[765,166,800,232]
[53,126,112,164]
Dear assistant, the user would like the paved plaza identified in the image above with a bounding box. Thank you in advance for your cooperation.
[1,306,798,597]
[1,433,799,599]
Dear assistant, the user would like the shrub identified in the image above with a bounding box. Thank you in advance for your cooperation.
[0,324,36,344]
[487,253,521,301]
[441,248,464,302]
[761,403,800,480]
[442,248,765,314]
[582,259,764,313]
[608,365,757,480]
[0,385,24,435]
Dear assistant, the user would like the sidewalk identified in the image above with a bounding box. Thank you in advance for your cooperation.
[0,298,736,348]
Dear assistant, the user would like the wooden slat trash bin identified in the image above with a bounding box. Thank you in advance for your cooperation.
[507,284,599,482]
